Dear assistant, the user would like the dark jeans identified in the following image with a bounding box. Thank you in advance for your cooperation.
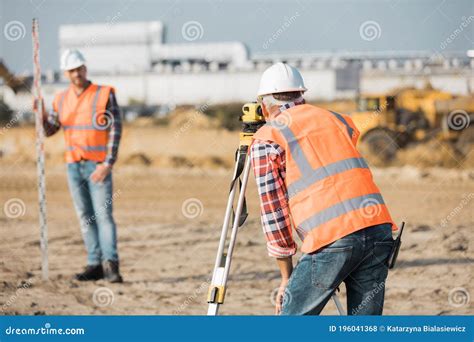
[281,223,394,315]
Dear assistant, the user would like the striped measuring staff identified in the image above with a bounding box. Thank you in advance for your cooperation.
[32,18,49,280]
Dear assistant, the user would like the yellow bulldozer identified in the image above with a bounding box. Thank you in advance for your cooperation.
[350,86,474,161]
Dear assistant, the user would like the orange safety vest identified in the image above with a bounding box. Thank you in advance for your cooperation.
[53,83,114,163]
[253,104,397,254]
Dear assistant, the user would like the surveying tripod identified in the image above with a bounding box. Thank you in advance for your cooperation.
[206,103,346,316]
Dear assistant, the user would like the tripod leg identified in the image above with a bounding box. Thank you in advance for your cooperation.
[221,156,252,286]
[207,154,253,315]
[209,153,347,316]
[332,293,346,315]
[207,153,246,315]
[212,157,240,272]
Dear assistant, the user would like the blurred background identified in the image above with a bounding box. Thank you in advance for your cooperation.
[1,0,473,165]
[0,0,472,316]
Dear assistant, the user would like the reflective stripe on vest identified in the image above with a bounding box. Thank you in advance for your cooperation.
[55,83,112,163]
[254,104,395,253]
[330,110,354,138]
[63,125,96,130]
[60,85,107,131]
[91,86,109,131]
[298,193,384,233]
[267,121,369,199]
[67,145,107,151]
[58,91,67,116]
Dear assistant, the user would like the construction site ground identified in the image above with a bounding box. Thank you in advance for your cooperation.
[0,126,473,315]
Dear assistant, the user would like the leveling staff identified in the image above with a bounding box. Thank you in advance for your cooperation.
[250,62,398,315]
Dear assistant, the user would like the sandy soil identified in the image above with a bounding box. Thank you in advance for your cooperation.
[0,127,473,315]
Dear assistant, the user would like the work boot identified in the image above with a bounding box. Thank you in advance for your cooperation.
[74,264,104,281]
[103,260,123,283]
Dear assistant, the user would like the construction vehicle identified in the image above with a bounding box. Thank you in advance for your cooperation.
[350,85,474,161]
[0,59,29,93]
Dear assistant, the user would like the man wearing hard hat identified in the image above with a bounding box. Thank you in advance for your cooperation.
[251,62,397,315]
[38,49,123,283]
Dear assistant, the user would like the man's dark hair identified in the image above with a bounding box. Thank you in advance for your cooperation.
[273,91,303,101]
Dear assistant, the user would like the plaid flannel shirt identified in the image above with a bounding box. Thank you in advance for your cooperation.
[250,100,306,258]
[250,141,297,258]
[43,85,122,166]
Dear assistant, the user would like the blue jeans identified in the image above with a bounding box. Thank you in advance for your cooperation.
[281,223,394,315]
[67,161,119,266]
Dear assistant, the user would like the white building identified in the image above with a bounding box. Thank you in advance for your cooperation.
[1,21,473,114]
[59,21,164,73]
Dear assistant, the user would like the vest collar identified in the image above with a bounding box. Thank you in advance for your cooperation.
[69,81,93,97]
[268,98,306,120]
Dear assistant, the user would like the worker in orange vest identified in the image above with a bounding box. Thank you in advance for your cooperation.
[250,63,397,315]
[36,49,123,283]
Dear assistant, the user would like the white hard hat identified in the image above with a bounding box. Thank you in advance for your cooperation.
[257,62,307,98]
[60,49,86,71]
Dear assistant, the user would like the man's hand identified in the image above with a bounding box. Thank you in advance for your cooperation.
[90,163,112,183]
[275,277,290,315]
[275,256,293,315]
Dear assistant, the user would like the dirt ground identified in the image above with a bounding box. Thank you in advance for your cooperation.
[0,127,473,315]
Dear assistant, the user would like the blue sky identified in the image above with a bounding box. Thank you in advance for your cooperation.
[0,0,473,73]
